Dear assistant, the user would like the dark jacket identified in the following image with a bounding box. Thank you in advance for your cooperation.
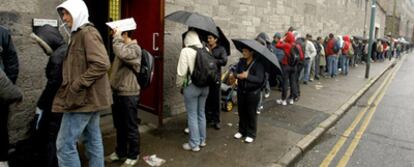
[210,45,227,79]
[0,68,22,103]
[32,25,67,112]
[236,58,265,93]
[0,26,19,83]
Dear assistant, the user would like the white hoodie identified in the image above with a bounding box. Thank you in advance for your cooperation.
[305,40,316,59]
[57,0,90,32]
[176,30,203,88]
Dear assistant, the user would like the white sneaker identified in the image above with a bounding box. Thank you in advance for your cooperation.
[106,152,123,162]
[288,99,294,105]
[244,137,254,143]
[182,143,200,152]
[200,141,207,147]
[120,157,139,167]
[184,127,189,134]
[276,99,287,106]
[256,110,261,115]
[0,161,9,167]
[234,132,243,139]
[264,92,270,98]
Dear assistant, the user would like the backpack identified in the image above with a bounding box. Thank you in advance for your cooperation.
[189,46,218,87]
[138,49,155,89]
[333,40,340,53]
[348,46,354,58]
[128,49,155,89]
[288,44,301,66]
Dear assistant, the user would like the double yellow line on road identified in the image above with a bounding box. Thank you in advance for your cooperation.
[320,58,404,167]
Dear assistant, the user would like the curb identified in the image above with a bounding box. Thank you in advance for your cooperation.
[274,59,398,167]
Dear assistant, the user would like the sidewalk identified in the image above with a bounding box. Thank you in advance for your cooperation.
[102,60,394,167]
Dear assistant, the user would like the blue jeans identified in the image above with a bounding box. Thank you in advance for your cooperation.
[304,57,314,81]
[183,84,209,148]
[57,112,104,167]
[340,55,349,75]
[327,55,338,77]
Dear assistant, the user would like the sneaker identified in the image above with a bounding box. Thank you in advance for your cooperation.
[120,157,139,167]
[303,81,308,85]
[256,110,261,115]
[213,123,221,130]
[184,127,189,134]
[234,132,243,139]
[294,97,299,102]
[288,99,294,105]
[182,143,200,152]
[276,99,287,106]
[200,141,207,147]
[0,161,9,167]
[106,152,124,162]
[264,91,270,98]
[244,137,254,143]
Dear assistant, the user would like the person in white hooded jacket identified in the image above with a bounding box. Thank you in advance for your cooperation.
[303,34,317,84]
[176,30,209,152]
[55,0,112,167]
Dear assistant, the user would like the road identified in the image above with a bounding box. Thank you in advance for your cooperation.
[296,53,414,167]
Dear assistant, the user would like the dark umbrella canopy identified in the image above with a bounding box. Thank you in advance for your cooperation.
[353,35,365,40]
[181,27,231,56]
[232,39,281,72]
[165,10,219,37]
[378,37,389,42]
[217,27,231,56]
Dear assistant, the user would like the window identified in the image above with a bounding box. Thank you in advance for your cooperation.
[109,0,121,21]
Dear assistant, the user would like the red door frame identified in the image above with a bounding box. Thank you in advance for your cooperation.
[121,0,165,126]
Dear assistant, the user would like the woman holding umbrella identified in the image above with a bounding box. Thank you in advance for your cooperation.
[230,39,268,143]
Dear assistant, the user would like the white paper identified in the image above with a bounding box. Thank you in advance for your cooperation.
[106,18,136,32]
[33,18,58,27]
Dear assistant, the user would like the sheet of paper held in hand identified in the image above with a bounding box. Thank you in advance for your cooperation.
[106,18,136,32]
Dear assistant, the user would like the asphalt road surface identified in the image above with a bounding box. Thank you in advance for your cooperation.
[296,54,414,167]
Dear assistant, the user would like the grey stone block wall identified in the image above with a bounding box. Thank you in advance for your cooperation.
[0,0,63,143]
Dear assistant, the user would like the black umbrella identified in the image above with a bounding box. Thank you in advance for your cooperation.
[165,10,219,37]
[181,27,231,56]
[378,37,389,42]
[217,27,231,56]
[232,39,281,73]
[353,36,365,40]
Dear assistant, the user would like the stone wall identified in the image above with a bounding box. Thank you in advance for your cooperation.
[0,0,63,143]
[163,0,386,116]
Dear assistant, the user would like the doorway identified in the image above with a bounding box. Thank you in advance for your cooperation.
[84,0,165,126]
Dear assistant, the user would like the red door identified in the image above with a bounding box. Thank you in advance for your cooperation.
[122,0,165,126]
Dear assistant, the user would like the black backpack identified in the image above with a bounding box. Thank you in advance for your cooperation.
[333,40,340,53]
[189,46,218,87]
[138,49,154,89]
[288,44,301,66]
[128,49,154,89]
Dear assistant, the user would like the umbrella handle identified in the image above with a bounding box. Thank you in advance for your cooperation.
[153,33,159,51]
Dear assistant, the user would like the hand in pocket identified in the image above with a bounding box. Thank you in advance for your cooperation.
[64,84,87,110]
